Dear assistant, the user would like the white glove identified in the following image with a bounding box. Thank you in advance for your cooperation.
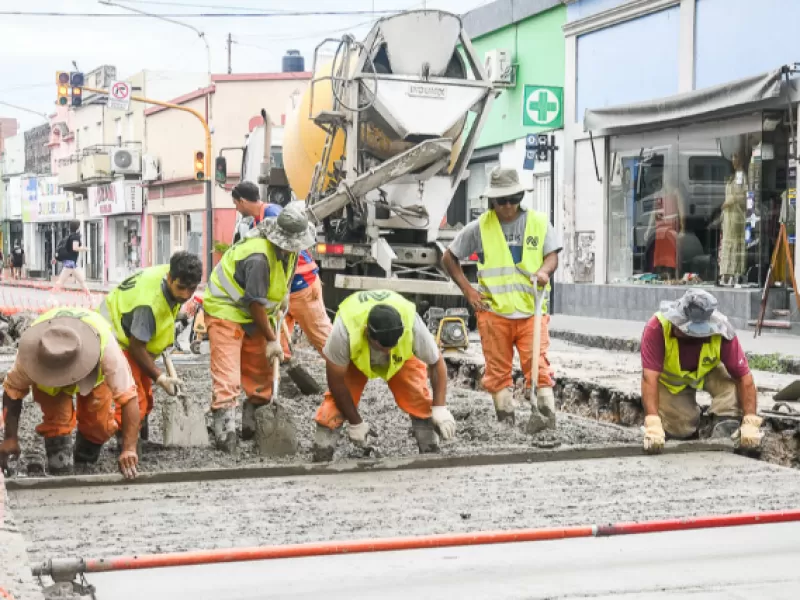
[347,421,371,446]
[156,373,183,397]
[431,406,456,440]
[266,339,284,362]
[642,415,665,454]
[735,415,764,449]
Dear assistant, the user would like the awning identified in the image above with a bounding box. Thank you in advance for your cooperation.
[584,67,795,135]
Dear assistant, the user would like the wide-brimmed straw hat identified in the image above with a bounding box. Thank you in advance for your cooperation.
[660,289,736,340]
[263,202,316,253]
[483,167,532,199]
[18,316,101,395]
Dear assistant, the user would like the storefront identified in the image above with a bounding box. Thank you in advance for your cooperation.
[21,176,76,278]
[88,180,144,283]
[558,66,799,329]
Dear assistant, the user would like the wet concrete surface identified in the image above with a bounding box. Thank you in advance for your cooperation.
[9,452,800,563]
[85,521,800,599]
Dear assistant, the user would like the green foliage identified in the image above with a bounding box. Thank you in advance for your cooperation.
[747,352,789,374]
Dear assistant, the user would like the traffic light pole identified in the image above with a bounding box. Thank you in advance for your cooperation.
[82,85,214,279]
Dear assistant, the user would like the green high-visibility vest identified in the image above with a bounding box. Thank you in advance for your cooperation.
[337,290,416,381]
[477,209,549,315]
[203,237,297,324]
[100,264,178,355]
[655,312,722,394]
[33,307,110,397]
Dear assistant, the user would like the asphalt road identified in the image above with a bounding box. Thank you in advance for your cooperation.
[86,522,800,599]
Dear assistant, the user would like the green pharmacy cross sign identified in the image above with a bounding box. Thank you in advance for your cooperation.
[523,85,563,128]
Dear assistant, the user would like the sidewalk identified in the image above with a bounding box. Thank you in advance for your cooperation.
[549,313,800,365]
[0,278,110,293]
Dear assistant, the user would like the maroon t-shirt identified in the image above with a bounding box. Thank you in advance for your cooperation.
[640,316,750,379]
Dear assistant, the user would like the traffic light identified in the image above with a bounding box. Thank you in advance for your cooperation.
[215,156,227,184]
[194,151,205,180]
[56,72,69,106]
[70,72,84,107]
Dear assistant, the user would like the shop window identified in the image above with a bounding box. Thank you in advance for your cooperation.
[155,216,171,265]
[607,111,796,288]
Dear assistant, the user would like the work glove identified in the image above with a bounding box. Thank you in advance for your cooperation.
[735,415,764,449]
[0,438,22,473]
[431,406,456,441]
[266,339,285,362]
[156,373,183,397]
[642,415,665,454]
[347,421,372,446]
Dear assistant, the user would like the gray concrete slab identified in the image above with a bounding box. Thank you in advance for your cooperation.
[9,452,800,565]
[86,521,800,599]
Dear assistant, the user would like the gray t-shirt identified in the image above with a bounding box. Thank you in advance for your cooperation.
[448,209,562,319]
[323,314,441,368]
[233,253,294,336]
[122,279,180,346]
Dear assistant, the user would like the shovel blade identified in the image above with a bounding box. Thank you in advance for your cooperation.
[255,403,299,457]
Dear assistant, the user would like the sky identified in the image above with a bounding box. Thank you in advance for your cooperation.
[0,0,493,133]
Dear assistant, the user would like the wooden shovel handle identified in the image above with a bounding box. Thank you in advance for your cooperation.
[163,352,178,379]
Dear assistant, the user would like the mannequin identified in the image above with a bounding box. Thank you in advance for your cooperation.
[719,150,748,286]
[651,184,685,281]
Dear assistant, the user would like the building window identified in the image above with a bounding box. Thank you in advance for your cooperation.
[466,159,498,222]
[607,111,795,288]
[115,118,122,146]
[155,216,171,265]
[186,212,204,259]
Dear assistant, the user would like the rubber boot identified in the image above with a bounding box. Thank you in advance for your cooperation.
[212,407,238,454]
[241,400,257,441]
[311,424,341,462]
[411,417,440,454]
[44,435,74,476]
[536,387,557,430]
[74,431,103,465]
[491,388,515,424]
[710,416,740,440]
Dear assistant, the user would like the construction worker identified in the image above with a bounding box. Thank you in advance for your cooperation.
[0,307,140,479]
[640,289,763,453]
[312,289,457,462]
[100,251,203,438]
[204,203,316,453]
[442,167,562,427]
[231,181,332,356]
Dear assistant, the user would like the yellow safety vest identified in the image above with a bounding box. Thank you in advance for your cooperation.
[203,236,297,324]
[100,264,178,355]
[655,312,722,394]
[337,290,416,381]
[477,209,549,315]
[33,307,110,397]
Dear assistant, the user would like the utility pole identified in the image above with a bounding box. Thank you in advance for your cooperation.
[227,33,232,74]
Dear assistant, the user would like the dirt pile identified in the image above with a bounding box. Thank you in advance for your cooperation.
[0,312,35,352]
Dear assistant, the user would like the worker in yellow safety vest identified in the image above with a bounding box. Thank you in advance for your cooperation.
[203,203,316,453]
[0,307,140,478]
[640,289,763,453]
[443,167,562,428]
[312,290,456,462]
[100,251,203,439]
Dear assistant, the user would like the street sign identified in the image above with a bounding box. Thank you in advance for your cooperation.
[108,80,131,111]
[523,85,563,128]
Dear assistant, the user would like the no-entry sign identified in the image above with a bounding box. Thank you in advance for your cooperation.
[108,80,131,111]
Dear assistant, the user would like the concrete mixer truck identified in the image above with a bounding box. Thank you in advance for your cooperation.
[220,9,495,303]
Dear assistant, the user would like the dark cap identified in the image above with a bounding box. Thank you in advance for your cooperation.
[232,181,260,202]
[367,304,405,348]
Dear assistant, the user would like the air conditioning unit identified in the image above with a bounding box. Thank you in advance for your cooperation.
[112,148,141,175]
[141,154,161,182]
[483,49,515,87]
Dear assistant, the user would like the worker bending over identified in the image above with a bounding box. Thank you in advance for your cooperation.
[443,168,562,427]
[0,307,140,479]
[640,289,763,453]
[100,251,203,438]
[231,181,332,356]
[204,203,315,452]
[312,290,457,462]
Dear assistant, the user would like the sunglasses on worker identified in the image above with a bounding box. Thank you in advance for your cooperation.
[493,193,524,206]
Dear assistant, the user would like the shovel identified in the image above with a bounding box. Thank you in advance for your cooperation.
[161,351,209,446]
[281,320,323,395]
[526,286,550,435]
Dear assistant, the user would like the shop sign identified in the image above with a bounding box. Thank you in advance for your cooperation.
[88,181,143,218]
[29,177,75,223]
[5,176,22,220]
[522,85,563,129]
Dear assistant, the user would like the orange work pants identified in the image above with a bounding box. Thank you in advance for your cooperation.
[114,350,154,429]
[32,383,119,444]
[476,312,553,394]
[207,314,274,410]
[283,278,333,358]
[315,357,433,430]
